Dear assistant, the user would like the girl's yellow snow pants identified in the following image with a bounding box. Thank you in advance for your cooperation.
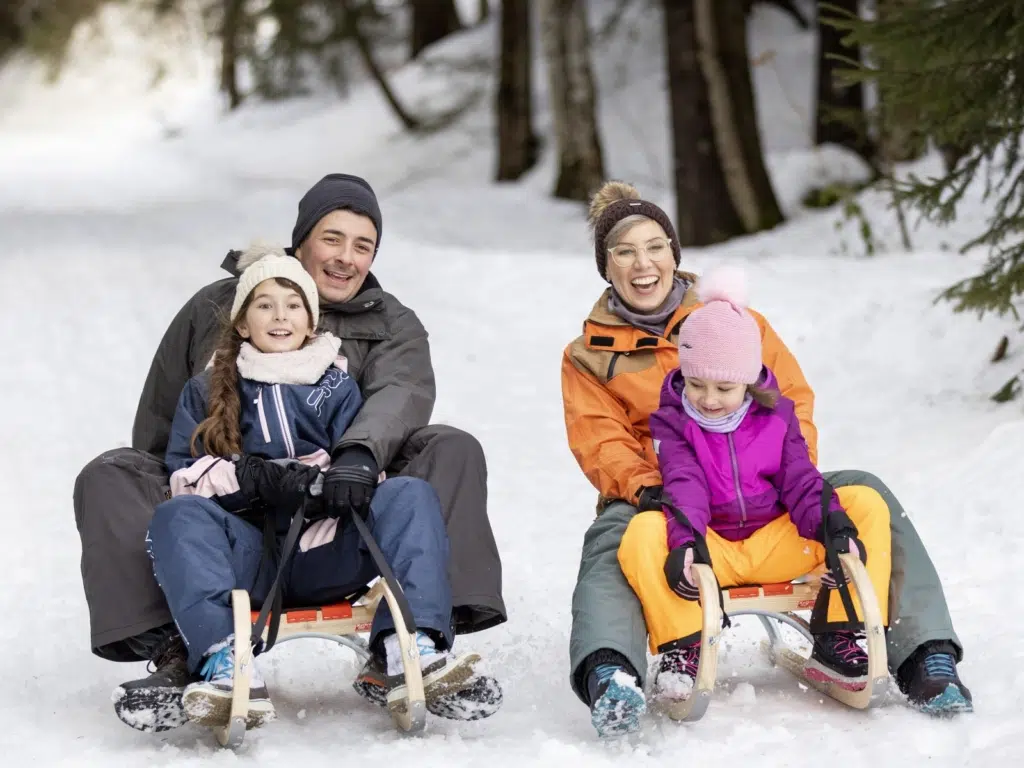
[617,485,892,653]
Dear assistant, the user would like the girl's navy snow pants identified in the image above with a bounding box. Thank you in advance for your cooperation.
[147,476,452,672]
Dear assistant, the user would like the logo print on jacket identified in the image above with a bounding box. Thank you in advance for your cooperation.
[307,368,349,416]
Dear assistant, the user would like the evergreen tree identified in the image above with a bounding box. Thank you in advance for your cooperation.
[816,0,872,160]
[826,0,1024,398]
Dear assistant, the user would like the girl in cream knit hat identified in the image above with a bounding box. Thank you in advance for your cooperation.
[143,246,470,731]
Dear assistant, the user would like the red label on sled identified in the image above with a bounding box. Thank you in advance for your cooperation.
[286,609,319,623]
[729,587,761,599]
[322,603,354,620]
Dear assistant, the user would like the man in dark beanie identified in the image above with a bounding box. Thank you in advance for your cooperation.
[72,174,507,733]
[291,173,383,254]
[286,173,385,307]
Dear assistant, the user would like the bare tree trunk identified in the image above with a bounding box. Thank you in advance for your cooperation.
[0,3,23,56]
[219,0,244,109]
[939,142,971,175]
[343,0,421,131]
[742,0,808,29]
[540,0,605,201]
[664,0,744,246]
[409,0,462,59]
[478,0,491,24]
[495,0,539,181]
[268,0,305,95]
[875,0,924,164]
[816,0,872,158]
[697,0,783,232]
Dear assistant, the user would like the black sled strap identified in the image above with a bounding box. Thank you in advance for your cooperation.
[820,480,859,625]
[250,497,309,654]
[350,510,418,634]
[250,489,419,656]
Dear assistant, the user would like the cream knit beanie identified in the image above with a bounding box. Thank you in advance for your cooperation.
[230,244,320,328]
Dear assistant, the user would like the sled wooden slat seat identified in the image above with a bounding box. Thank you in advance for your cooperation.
[248,583,382,641]
[248,602,374,634]
[722,579,820,613]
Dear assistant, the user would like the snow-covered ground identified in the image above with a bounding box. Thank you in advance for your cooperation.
[2,1,1022,765]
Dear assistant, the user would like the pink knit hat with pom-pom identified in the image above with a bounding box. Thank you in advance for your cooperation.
[677,266,762,384]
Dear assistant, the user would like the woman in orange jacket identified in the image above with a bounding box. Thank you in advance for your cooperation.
[561,181,972,738]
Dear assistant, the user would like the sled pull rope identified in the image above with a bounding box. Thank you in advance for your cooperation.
[660,496,731,630]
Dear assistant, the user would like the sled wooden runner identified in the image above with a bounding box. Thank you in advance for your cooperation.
[211,580,426,749]
[213,589,254,747]
[761,553,889,710]
[664,562,722,721]
[376,578,427,732]
[665,553,888,723]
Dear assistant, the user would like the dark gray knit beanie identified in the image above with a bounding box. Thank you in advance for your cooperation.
[291,173,383,253]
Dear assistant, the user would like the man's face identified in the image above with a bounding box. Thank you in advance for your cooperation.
[296,209,377,305]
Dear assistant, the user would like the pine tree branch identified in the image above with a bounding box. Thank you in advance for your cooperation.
[828,0,1024,334]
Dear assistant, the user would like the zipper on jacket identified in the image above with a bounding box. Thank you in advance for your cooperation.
[726,433,747,527]
[271,384,297,458]
[606,352,622,380]
[255,388,271,444]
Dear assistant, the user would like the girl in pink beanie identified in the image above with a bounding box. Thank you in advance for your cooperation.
[617,266,892,709]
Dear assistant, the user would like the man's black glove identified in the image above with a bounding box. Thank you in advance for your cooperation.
[322,445,379,520]
[818,508,867,588]
[637,485,664,512]
[233,454,319,510]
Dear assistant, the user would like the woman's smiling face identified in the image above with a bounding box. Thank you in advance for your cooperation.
[605,219,675,312]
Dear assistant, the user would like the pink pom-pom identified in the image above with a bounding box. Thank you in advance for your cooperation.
[696,265,750,309]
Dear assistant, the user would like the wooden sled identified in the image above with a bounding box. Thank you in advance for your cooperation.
[213,579,426,748]
[665,553,889,722]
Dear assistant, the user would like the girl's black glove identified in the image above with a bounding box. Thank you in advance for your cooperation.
[818,508,867,588]
[664,544,699,601]
[233,454,319,509]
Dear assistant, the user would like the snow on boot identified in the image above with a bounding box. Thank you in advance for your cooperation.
[354,651,504,720]
[381,631,502,721]
[425,671,503,722]
[181,637,276,729]
[112,632,197,733]
[805,631,868,691]
[652,643,700,703]
[897,643,973,716]
[352,656,389,709]
[588,663,647,738]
